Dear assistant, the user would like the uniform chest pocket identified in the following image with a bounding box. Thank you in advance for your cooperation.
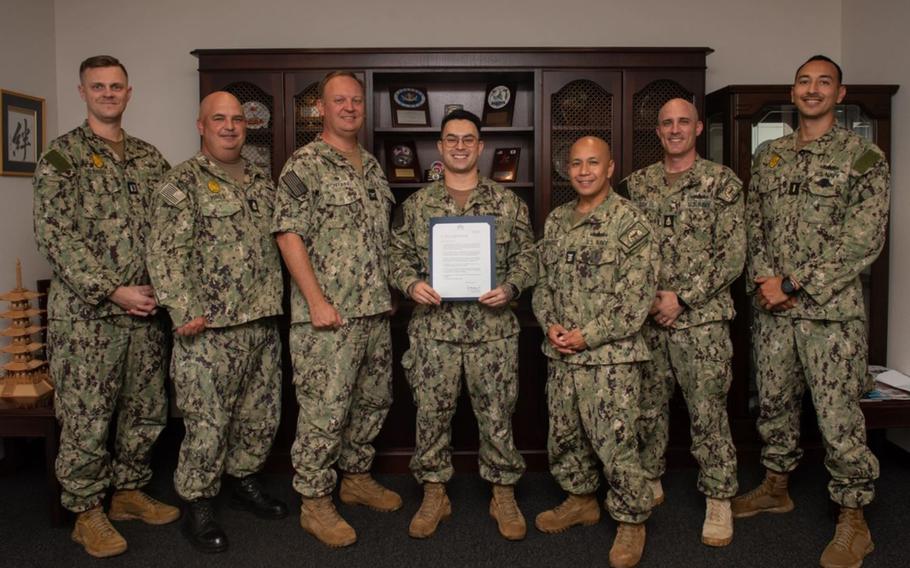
[576,246,616,291]
[319,187,362,229]
[81,173,123,219]
[200,199,244,243]
[802,182,841,224]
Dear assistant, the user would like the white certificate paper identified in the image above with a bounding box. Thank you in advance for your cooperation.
[429,216,496,301]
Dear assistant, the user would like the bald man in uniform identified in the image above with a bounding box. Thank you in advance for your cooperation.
[147,91,287,553]
[619,98,744,547]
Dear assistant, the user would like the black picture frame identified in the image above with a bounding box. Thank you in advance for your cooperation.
[1,90,45,176]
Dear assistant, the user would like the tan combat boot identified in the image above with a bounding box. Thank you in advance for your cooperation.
[701,497,733,547]
[609,522,646,568]
[489,484,527,541]
[731,470,794,518]
[300,496,356,548]
[339,472,403,512]
[71,506,127,558]
[649,479,664,506]
[109,489,180,525]
[534,493,601,534]
[408,482,451,539]
[820,507,874,568]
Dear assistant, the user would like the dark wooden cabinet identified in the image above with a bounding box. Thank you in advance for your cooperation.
[192,47,712,470]
[706,84,898,440]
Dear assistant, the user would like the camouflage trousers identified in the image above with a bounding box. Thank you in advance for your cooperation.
[754,312,878,507]
[638,321,738,498]
[546,359,652,524]
[171,318,281,501]
[402,335,525,485]
[290,314,392,498]
[49,315,168,513]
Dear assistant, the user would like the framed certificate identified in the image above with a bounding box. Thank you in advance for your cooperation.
[429,216,496,301]
[390,86,430,127]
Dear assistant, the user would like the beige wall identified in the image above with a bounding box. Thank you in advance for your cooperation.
[843,0,910,374]
[0,0,56,289]
[52,0,842,165]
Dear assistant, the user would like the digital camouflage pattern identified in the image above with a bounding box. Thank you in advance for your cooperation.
[170,319,281,501]
[621,156,744,327]
[272,137,394,324]
[638,322,738,498]
[146,153,282,329]
[290,315,392,497]
[533,191,656,523]
[533,191,658,365]
[402,336,524,485]
[389,178,537,342]
[746,126,890,319]
[49,317,168,512]
[747,126,888,507]
[34,122,170,321]
[753,314,877,506]
[623,157,743,498]
[546,359,652,524]
[34,122,170,513]
[146,153,283,501]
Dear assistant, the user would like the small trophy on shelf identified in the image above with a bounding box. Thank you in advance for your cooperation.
[0,260,52,408]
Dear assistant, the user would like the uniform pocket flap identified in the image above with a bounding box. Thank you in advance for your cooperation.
[200,200,243,217]
[577,246,615,265]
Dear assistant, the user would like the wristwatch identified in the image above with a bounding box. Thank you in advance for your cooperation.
[780,276,797,295]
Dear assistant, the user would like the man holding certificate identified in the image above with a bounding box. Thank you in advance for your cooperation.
[533,137,657,568]
[389,109,536,541]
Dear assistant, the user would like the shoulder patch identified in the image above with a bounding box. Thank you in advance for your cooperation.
[853,149,882,175]
[281,170,308,199]
[158,182,187,207]
[43,149,72,173]
[615,178,630,199]
[717,178,743,204]
[618,221,649,251]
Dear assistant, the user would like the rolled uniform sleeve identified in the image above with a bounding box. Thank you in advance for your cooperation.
[33,150,120,305]
[580,219,657,349]
[791,149,890,306]
[146,180,200,328]
[676,174,745,308]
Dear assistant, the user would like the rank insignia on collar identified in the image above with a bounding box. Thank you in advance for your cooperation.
[663,214,675,228]
[127,181,139,194]
[247,198,259,213]
[208,180,221,193]
[565,250,576,263]
[92,154,104,168]
[769,154,781,168]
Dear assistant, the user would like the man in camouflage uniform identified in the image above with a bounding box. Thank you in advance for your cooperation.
[734,55,889,568]
[147,91,287,553]
[389,110,536,541]
[620,98,744,547]
[533,136,657,568]
[32,55,179,559]
[273,71,400,548]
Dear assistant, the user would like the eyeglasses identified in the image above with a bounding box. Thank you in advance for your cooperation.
[442,135,479,148]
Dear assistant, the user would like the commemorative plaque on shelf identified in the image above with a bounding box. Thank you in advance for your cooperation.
[490,148,520,183]
[443,103,464,117]
[390,86,430,127]
[384,140,421,182]
[482,83,515,127]
[424,160,445,182]
[242,100,270,130]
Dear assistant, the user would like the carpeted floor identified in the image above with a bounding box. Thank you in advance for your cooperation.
[2,441,909,568]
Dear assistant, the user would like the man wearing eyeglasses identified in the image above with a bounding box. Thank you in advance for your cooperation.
[389,109,537,540]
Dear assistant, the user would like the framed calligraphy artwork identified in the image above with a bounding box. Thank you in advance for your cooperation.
[1,90,45,176]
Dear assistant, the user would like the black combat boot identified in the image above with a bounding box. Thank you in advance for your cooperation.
[229,475,288,519]
[182,498,228,553]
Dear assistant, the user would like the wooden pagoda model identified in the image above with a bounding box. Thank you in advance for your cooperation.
[0,260,52,407]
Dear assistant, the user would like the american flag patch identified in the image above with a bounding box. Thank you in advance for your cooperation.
[282,170,308,199]
[159,182,186,206]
